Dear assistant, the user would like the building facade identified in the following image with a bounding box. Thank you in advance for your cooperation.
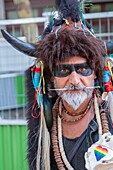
[1,0,113,20]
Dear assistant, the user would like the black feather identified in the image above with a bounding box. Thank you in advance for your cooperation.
[55,0,80,22]
[42,23,52,38]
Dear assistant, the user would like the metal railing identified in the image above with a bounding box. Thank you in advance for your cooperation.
[0,12,113,124]
[85,11,113,40]
[0,16,47,38]
[0,11,113,40]
[0,17,47,124]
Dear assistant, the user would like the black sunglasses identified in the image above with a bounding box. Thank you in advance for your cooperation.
[54,63,93,77]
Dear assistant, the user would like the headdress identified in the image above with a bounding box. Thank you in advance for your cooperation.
[1,0,113,169]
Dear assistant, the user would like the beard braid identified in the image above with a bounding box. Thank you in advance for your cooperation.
[54,82,94,110]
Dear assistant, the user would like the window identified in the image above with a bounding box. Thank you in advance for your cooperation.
[7,10,18,19]
[90,4,101,13]
[105,3,113,11]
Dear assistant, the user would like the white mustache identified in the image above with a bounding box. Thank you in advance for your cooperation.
[49,86,100,91]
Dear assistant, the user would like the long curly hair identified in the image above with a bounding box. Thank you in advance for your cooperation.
[35,28,105,84]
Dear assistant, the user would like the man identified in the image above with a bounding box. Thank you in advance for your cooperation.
[1,0,113,169]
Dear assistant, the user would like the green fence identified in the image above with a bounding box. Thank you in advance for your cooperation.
[0,125,28,170]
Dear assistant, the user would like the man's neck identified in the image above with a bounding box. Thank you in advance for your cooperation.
[62,106,95,139]
[62,97,92,115]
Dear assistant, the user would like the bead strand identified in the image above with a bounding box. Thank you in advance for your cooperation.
[62,98,92,117]
[51,99,66,170]
[100,109,109,134]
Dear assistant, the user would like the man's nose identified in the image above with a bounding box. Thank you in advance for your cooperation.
[69,71,80,85]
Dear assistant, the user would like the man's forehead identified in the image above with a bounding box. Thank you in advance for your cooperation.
[56,62,88,67]
[56,56,87,65]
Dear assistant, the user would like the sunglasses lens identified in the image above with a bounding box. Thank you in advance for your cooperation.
[54,65,71,77]
[54,63,92,77]
[75,65,92,76]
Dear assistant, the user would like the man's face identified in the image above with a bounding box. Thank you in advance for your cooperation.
[53,56,96,110]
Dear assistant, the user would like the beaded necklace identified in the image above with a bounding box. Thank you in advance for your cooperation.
[58,115,74,170]
[62,98,92,117]
[51,97,93,169]
[51,96,109,170]
[51,98,66,170]
[58,99,92,123]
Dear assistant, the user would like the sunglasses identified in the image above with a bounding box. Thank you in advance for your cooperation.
[54,63,93,77]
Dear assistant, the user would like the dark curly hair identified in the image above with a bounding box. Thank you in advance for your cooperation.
[35,28,105,83]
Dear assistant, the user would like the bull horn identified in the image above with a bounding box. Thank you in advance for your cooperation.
[106,41,113,55]
[1,29,37,57]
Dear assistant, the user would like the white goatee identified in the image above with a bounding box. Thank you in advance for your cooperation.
[54,81,94,110]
